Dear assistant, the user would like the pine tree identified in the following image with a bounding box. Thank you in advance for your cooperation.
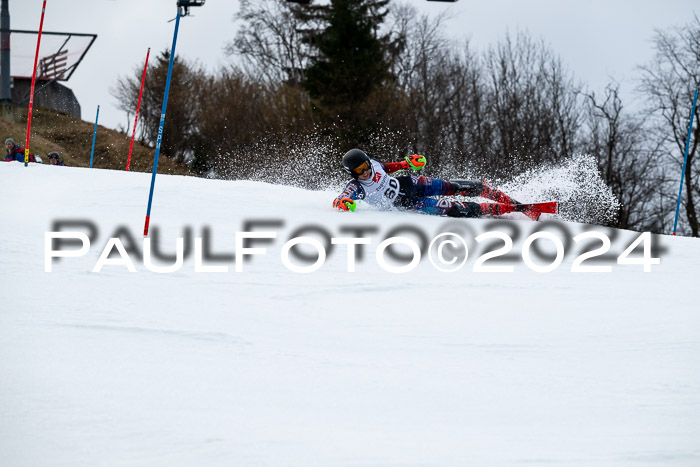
[294,0,392,121]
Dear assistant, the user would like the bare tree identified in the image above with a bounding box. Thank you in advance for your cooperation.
[195,65,315,163]
[112,50,204,162]
[385,3,451,93]
[639,15,700,236]
[583,83,665,230]
[226,0,311,86]
[384,4,467,167]
[382,17,583,178]
[482,31,582,175]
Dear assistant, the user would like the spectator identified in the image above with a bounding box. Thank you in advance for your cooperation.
[4,138,36,163]
[47,151,67,166]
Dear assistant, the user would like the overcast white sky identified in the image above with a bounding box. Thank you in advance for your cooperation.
[10,0,699,132]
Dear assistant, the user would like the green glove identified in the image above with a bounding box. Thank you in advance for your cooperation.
[406,154,426,170]
[333,197,357,211]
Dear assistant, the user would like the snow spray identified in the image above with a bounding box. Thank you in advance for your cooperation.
[497,154,621,226]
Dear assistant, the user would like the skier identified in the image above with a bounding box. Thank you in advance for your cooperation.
[332,149,550,220]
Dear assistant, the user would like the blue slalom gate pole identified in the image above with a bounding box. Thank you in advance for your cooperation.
[89,105,99,168]
[143,10,181,236]
[672,87,698,236]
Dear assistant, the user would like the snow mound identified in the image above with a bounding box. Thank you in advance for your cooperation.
[1,162,699,467]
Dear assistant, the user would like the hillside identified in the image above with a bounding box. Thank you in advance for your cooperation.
[0,106,189,174]
[2,161,699,466]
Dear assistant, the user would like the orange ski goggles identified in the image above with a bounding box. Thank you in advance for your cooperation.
[352,160,371,175]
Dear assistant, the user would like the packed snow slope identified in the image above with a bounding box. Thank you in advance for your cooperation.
[1,162,699,467]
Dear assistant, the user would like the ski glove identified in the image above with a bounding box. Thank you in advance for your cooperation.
[333,198,357,212]
[405,154,426,170]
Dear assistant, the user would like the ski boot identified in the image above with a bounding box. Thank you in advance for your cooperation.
[446,201,515,218]
[446,202,482,218]
[449,180,485,197]
[449,180,521,205]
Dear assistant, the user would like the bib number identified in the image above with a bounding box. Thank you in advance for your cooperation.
[384,178,399,199]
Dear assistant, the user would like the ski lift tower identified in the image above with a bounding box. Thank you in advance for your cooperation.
[177,0,206,16]
[1,0,12,105]
[0,0,96,118]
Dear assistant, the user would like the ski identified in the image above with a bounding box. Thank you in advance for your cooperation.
[512,201,558,221]
[476,201,558,220]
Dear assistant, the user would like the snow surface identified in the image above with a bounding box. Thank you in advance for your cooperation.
[1,162,700,466]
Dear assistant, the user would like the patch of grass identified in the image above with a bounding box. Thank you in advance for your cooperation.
[1,106,189,175]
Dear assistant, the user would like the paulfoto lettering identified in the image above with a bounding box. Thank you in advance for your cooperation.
[44,219,663,274]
